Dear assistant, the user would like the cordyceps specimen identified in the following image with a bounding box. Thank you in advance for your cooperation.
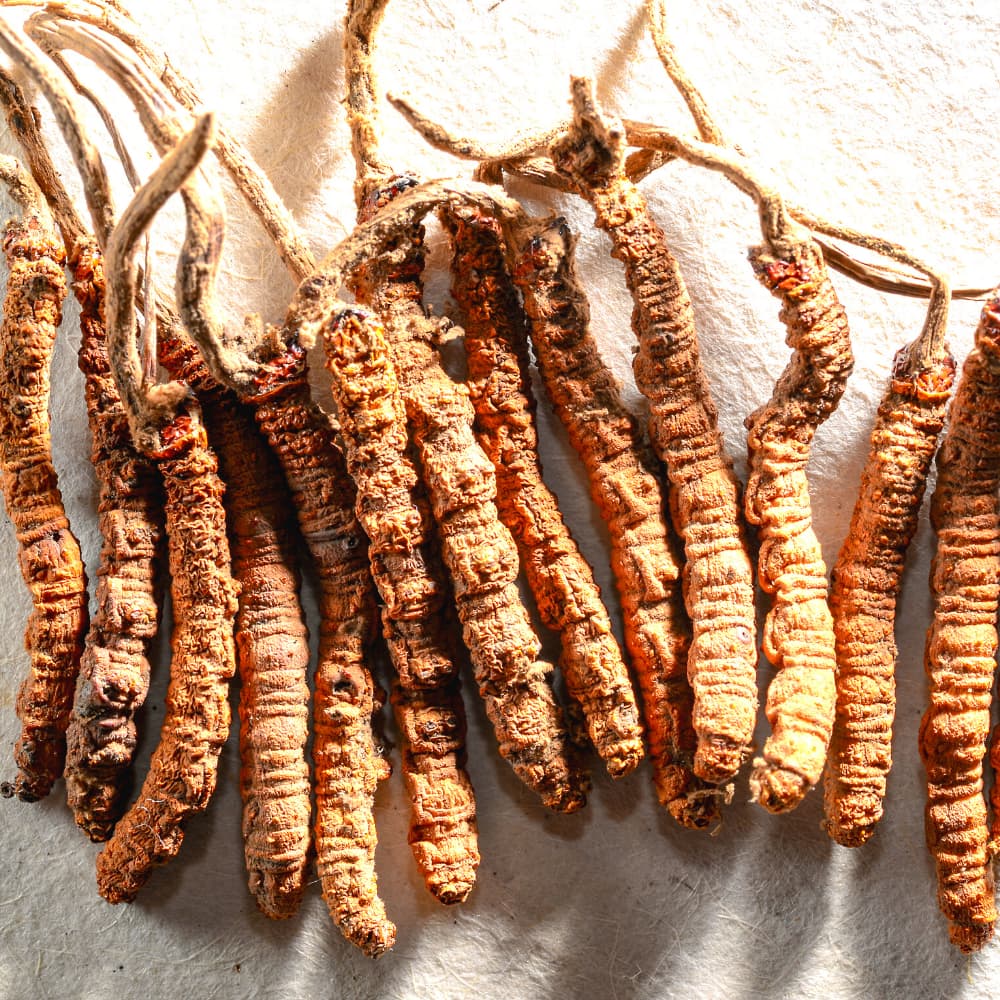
[322,305,478,901]
[640,0,941,826]
[86,115,238,903]
[607,109,852,812]
[346,0,482,902]
[36,28,313,913]
[442,201,645,782]
[344,0,588,813]
[822,275,955,847]
[158,320,312,920]
[740,226,852,815]
[388,90,747,819]
[0,153,88,803]
[280,175,606,814]
[0,64,163,839]
[39,11,392,950]
[510,215,717,828]
[920,292,1000,954]
[545,79,758,790]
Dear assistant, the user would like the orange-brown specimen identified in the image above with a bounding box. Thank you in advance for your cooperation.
[316,304,478,902]
[550,81,758,787]
[325,306,584,815]
[351,183,586,816]
[46,22,395,946]
[246,348,395,955]
[744,244,853,813]
[64,239,163,838]
[511,217,722,828]
[347,0,580,821]
[95,410,238,902]
[824,347,954,846]
[920,295,1000,953]
[159,326,312,920]
[0,70,164,835]
[444,202,643,779]
[0,204,88,802]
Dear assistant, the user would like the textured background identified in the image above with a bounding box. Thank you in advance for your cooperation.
[0,2,998,998]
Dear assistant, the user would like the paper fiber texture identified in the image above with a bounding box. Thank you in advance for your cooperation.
[0,2,997,998]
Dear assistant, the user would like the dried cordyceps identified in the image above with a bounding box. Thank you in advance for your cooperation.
[85,114,239,902]
[510,216,720,828]
[0,154,88,803]
[608,114,853,812]
[386,91,752,804]
[0,66,164,838]
[920,292,1000,954]
[443,202,643,779]
[741,241,852,813]
[546,79,758,789]
[37,23,313,910]
[158,323,312,920]
[822,282,954,847]
[247,363,393,950]
[32,16,396,951]
[345,0,586,813]
[322,304,580,814]
[344,0,482,895]
[66,238,163,836]
[321,306,477,900]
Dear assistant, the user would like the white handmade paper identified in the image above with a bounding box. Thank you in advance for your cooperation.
[0,2,998,998]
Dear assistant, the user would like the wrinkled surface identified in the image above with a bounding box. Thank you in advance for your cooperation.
[160,330,312,920]
[248,352,394,955]
[513,218,722,829]
[326,308,581,821]
[445,203,642,779]
[0,212,87,802]
[919,299,1000,953]
[745,241,854,813]
[552,122,759,789]
[322,308,479,903]
[95,410,237,903]
[354,184,586,814]
[64,239,163,840]
[2,1,1000,996]
[824,350,954,847]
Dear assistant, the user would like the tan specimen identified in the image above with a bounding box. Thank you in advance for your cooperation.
[0,67,164,838]
[824,297,954,846]
[444,202,643,779]
[920,293,1000,953]
[0,155,88,803]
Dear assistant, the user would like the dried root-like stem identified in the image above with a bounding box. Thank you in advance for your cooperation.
[27,0,316,278]
[158,323,312,920]
[0,66,165,837]
[824,340,954,846]
[444,203,643,779]
[66,238,163,836]
[742,238,853,813]
[550,78,758,788]
[245,349,395,955]
[26,13,259,392]
[94,116,238,901]
[325,307,585,814]
[920,293,1000,953]
[320,306,478,899]
[511,217,722,828]
[0,156,87,801]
